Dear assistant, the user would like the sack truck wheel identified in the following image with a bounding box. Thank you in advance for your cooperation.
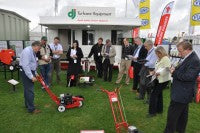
[58,105,65,112]
[79,101,83,107]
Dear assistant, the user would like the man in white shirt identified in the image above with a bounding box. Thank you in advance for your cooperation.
[49,37,63,84]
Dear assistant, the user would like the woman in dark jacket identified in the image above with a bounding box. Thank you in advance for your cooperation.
[66,40,83,87]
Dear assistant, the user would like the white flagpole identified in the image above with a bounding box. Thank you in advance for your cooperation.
[189,0,193,36]
[55,0,59,16]
[125,0,128,17]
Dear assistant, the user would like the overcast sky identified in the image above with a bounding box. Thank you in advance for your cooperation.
[0,0,199,38]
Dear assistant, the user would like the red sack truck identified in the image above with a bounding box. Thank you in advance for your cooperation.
[100,87,139,133]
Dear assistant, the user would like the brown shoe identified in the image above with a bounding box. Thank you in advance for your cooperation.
[31,109,41,114]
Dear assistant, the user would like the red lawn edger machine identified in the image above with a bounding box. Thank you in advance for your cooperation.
[100,86,140,133]
[36,75,84,112]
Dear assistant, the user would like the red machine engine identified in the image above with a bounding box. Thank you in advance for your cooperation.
[0,49,15,65]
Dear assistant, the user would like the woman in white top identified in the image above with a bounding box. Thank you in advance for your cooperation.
[148,46,171,117]
[66,40,83,87]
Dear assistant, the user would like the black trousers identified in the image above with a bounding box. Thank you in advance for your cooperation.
[95,60,103,78]
[139,84,152,100]
[164,100,189,133]
[133,65,141,91]
[103,59,113,81]
[149,80,169,114]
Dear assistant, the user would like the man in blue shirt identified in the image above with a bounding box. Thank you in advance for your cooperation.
[137,40,157,103]
[20,41,41,114]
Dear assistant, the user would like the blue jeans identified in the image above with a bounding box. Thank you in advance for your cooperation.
[39,64,51,86]
[20,69,35,112]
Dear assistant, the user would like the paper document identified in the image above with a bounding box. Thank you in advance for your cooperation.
[127,55,134,59]
[156,67,170,74]
[8,79,19,85]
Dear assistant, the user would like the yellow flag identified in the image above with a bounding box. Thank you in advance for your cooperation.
[190,0,200,26]
[139,0,151,29]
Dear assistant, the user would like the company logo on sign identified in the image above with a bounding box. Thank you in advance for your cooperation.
[194,0,200,6]
[141,19,149,26]
[140,7,149,14]
[140,0,146,2]
[68,9,76,19]
[192,13,200,21]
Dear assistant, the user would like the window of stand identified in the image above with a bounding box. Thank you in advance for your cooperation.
[111,30,123,45]
[82,30,95,45]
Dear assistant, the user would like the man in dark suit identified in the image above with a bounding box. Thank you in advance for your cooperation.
[164,41,200,133]
[131,37,148,92]
[88,37,104,78]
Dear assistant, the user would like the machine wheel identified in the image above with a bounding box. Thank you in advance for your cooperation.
[79,101,83,107]
[9,65,14,71]
[58,105,66,112]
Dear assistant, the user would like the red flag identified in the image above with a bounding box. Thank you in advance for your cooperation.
[154,1,175,46]
[132,27,139,38]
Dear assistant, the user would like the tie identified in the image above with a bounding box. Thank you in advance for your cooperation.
[133,46,139,56]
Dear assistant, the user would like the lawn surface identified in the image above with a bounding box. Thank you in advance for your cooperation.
[0,69,200,133]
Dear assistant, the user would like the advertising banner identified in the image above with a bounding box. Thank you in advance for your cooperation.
[190,0,200,26]
[132,28,140,38]
[154,1,175,46]
[139,0,151,29]
[9,41,23,57]
[0,41,7,51]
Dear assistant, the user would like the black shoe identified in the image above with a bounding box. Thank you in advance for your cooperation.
[146,113,156,118]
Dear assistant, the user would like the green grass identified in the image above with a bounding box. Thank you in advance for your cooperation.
[0,69,200,133]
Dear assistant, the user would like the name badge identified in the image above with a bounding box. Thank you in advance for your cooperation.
[44,55,48,59]
[74,59,77,64]
[98,52,100,56]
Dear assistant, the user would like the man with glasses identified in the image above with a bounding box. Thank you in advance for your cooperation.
[164,41,200,133]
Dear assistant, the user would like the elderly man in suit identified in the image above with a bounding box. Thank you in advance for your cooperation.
[131,37,148,92]
[164,41,200,133]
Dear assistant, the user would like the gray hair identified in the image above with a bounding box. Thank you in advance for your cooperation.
[177,41,193,50]
[144,40,153,46]
[32,41,41,47]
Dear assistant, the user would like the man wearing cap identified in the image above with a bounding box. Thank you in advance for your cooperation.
[20,41,41,114]
[36,36,52,87]
[49,37,63,84]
